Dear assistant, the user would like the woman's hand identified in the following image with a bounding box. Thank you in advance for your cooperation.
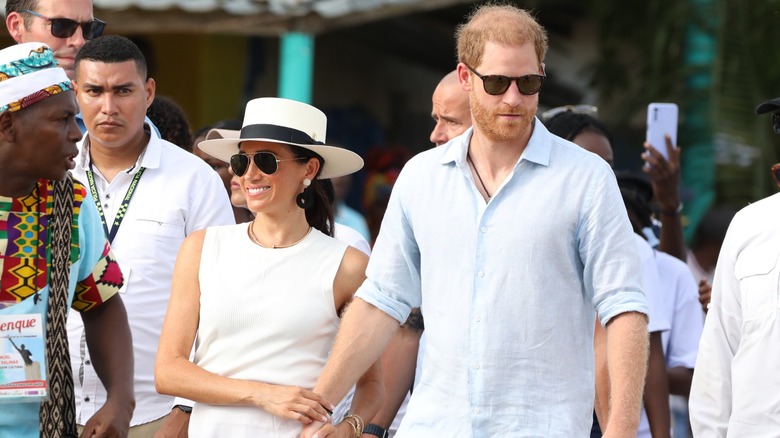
[255,384,334,424]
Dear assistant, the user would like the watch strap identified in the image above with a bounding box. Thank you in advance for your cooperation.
[174,404,193,414]
[363,423,388,438]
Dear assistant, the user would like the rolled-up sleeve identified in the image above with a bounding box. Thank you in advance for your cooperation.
[578,167,649,326]
[355,162,422,324]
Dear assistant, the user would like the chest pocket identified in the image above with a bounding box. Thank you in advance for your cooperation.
[735,246,778,322]
[131,213,185,239]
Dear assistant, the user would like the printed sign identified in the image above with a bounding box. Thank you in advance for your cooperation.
[0,313,47,402]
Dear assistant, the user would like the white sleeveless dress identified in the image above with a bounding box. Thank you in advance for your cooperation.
[188,223,346,437]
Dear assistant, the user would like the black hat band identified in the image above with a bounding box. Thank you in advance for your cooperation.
[240,124,325,146]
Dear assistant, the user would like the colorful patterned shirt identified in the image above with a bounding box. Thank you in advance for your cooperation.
[0,178,123,437]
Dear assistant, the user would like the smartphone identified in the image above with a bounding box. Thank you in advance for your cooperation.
[646,103,678,160]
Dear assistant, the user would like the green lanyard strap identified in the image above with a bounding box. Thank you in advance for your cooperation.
[85,166,145,244]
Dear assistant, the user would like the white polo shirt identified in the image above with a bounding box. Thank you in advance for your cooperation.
[67,125,235,426]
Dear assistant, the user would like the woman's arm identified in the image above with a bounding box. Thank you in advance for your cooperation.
[155,230,332,424]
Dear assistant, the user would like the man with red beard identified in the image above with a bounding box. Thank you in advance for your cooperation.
[302,4,649,437]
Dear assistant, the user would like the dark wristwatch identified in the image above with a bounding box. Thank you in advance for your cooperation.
[173,404,192,414]
[363,423,388,438]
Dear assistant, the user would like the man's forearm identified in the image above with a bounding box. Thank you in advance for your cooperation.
[604,311,648,435]
[370,325,422,427]
[82,294,135,410]
[593,318,610,430]
[313,298,399,405]
[643,332,671,438]
[668,366,694,397]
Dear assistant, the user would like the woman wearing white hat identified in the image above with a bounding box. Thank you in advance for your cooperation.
[155,98,380,437]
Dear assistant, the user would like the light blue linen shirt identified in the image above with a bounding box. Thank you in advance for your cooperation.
[356,119,648,437]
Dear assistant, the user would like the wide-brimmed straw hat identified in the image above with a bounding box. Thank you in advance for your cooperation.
[198,97,363,179]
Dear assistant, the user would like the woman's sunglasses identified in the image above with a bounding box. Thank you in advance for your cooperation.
[464,63,545,96]
[230,151,307,177]
[20,10,106,40]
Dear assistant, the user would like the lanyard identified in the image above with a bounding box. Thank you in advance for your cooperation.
[85,165,145,244]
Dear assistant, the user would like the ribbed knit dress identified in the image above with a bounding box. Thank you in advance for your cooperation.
[188,223,346,437]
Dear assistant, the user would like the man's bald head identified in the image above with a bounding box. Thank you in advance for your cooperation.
[430,70,472,146]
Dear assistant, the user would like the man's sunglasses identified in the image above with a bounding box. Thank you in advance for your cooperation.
[464,63,545,96]
[230,151,307,177]
[20,10,106,40]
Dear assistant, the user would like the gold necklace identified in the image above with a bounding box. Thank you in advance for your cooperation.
[247,221,313,249]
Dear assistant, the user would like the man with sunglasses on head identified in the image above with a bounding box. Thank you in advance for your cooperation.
[302,5,649,438]
[689,97,780,436]
[5,0,105,81]
[66,35,233,437]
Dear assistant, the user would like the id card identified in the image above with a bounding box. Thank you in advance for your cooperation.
[0,313,47,402]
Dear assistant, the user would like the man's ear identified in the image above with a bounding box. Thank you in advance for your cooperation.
[0,111,17,143]
[457,63,472,92]
[144,77,156,110]
[6,12,26,43]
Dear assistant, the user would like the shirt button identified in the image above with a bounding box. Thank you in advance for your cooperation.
[473,363,480,369]
[105,194,110,199]
[85,359,91,366]
[475,316,481,322]
[84,397,90,403]
[103,203,109,209]
[473,407,480,414]
[480,226,487,233]
[477,271,485,278]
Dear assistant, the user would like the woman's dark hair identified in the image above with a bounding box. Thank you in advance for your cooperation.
[544,111,614,146]
[288,145,334,237]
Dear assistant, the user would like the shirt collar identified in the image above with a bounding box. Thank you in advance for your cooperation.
[439,117,552,168]
[77,122,161,172]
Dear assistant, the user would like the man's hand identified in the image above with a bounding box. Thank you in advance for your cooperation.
[698,278,712,314]
[79,398,132,438]
[153,407,190,438]
[256,385,333,424]
[300,420,357,438]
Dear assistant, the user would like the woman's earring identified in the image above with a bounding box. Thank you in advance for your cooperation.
[296,178,313,209]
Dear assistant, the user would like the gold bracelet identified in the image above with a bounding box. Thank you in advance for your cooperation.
[342,417,359,438]
[343,414,364,438]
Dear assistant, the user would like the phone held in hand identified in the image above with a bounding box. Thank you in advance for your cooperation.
[646,103,678,160]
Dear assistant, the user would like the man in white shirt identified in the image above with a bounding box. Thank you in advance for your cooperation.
[65,35,234,436]
[689,96,780,436]
[303,5,649,437]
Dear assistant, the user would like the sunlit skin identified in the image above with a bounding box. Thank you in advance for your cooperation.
[238,141,318,216]
[459,41,542,148]
[5,0,94,79]
[572,130,614,167]
[430,71,471,146]
[75,59,154,156]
